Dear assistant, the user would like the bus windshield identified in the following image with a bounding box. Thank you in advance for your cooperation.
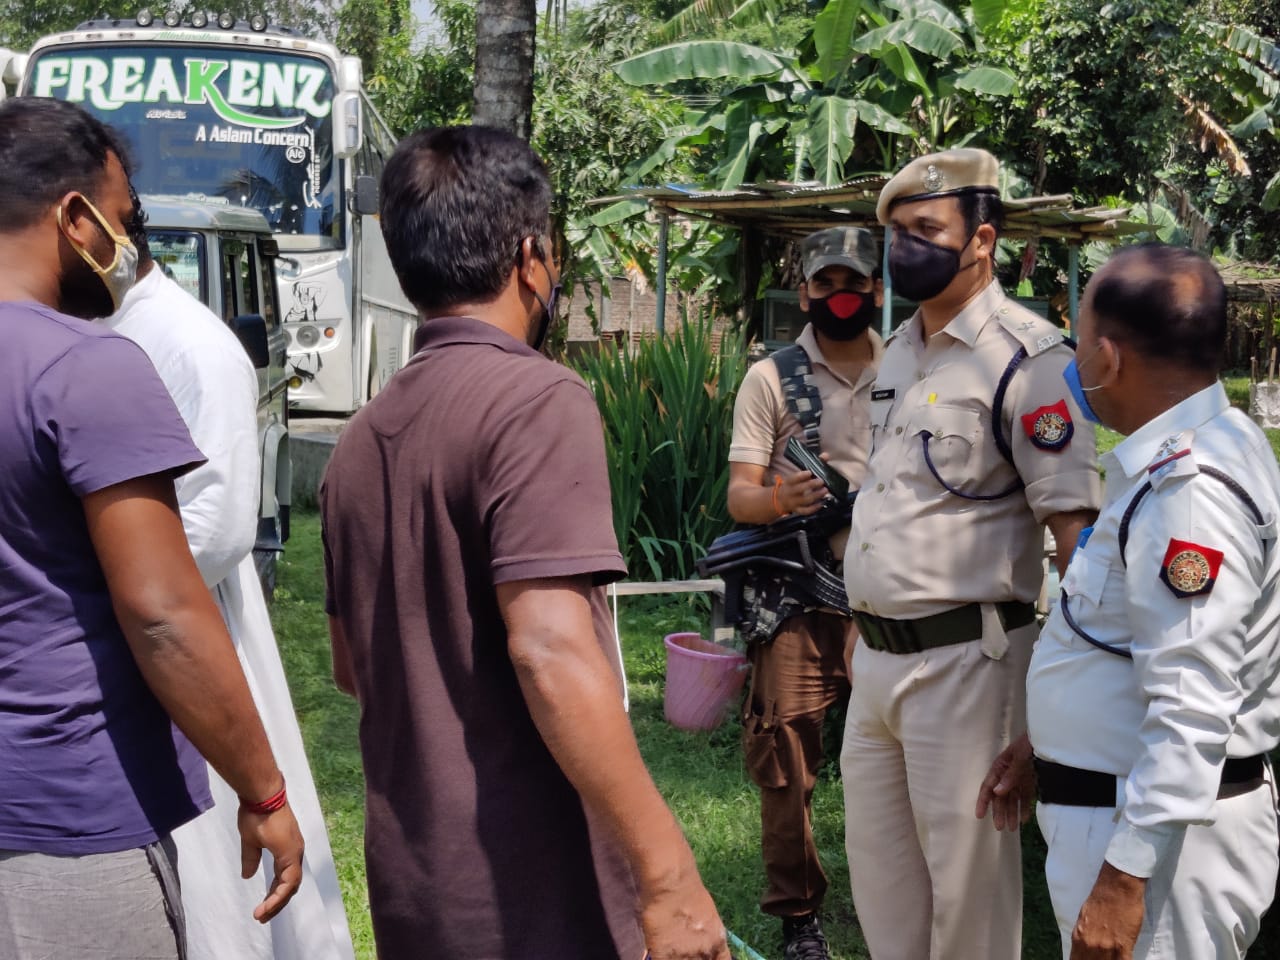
[26,45,341,248]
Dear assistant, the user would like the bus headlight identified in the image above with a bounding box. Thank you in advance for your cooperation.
[135,8,154,26]
[217,11,235,28]
[296,324,320,348]
[162,8,181,25]
[249,12,268,30]
[190,10,208,27]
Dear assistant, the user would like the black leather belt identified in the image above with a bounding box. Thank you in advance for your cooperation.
[1034,755,1267,807]
[852,601,1036,655]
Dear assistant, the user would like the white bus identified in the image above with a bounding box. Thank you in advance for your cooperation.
[12,12,417,413]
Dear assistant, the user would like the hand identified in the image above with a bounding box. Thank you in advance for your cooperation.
[640,868,730,960]
[238,802,305,922]
[777,471,829,516]
[1070,862,1146,959]
[975,733,1035,831]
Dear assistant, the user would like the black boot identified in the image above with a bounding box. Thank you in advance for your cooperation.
[782,913,830,960]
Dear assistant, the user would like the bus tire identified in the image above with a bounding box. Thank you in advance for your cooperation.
[254,547,278,604]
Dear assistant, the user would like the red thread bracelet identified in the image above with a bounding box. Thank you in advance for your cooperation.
[241,781,287,815]
[772,476,787,517]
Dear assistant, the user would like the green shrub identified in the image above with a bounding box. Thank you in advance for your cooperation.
[576,322,746,581]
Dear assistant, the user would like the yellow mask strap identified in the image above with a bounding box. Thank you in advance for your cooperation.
[56,193,130,274]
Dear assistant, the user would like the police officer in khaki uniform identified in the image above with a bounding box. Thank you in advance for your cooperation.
[728,227,882,960]
[839,149,1102,960]
[984,245,1280,960]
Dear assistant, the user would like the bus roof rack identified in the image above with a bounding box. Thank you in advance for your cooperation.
[72,17,303,37]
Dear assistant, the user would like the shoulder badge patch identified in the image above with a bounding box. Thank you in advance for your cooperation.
[1021,399,1074,451]
[1159,539,1224,598]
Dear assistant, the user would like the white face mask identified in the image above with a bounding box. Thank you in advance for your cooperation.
[56,193,140,311]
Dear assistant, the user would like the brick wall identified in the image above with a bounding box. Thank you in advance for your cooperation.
[565,276,683,342]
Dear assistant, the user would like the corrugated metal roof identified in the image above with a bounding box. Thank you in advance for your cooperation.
[605,178,1151,242]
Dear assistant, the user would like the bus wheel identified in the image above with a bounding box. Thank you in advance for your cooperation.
[254,548,278,604]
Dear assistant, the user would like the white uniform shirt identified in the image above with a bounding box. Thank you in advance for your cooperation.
[1027,382,1280,878]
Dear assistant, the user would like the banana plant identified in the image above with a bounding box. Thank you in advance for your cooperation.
[613,0,1017,190]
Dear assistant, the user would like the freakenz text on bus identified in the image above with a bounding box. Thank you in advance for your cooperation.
[12,21,417,414]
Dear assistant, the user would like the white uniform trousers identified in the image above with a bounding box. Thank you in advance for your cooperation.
[1037,777,1278,960]
[840,623,1034,960]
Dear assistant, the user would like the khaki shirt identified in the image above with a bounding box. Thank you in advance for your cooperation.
[730,324,883,484]
[845,281,1102,618]
[730,324,882,559]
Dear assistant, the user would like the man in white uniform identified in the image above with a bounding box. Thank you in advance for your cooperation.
[105,196,355,960]
[983,243,1280,959]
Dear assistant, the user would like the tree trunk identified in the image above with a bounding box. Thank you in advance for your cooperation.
[472,0,537,140]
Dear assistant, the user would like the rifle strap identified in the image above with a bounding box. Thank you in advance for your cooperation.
[771,343,823,450]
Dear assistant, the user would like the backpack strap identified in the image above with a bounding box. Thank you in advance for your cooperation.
[771,344,824,450]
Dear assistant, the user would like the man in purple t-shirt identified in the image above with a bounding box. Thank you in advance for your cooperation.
[322,126,729,960]
[0,97,304,960]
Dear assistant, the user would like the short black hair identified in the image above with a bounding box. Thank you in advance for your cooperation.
[0,98,132,232]
[126,181,152,263]
[958,190,1003,240]
[379,125,552,313]
[1089,243,1227,375]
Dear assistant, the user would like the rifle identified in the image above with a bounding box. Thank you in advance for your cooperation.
[696,495,854,623]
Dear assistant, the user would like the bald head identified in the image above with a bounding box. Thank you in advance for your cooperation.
[1087,243,1227,377]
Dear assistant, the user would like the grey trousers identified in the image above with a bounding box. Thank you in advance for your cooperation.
[0,836,186,960]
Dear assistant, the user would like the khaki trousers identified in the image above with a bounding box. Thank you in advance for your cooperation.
[1038,777,1278,960]
[840,623,1034,960]
[744,610,854,917]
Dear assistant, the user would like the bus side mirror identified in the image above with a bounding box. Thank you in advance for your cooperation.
[352,175,378,216]
[332,90,362,159]
[233,313,271,369]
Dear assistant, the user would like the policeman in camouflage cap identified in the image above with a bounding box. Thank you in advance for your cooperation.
[722,223,884,959]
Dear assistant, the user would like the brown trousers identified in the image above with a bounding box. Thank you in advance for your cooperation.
[743,610,854,917]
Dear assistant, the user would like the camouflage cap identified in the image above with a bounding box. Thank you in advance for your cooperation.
[875,147,1000,224]
[801,227,878,281]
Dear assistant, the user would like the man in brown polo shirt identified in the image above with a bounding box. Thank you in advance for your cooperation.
[320,125,727,960]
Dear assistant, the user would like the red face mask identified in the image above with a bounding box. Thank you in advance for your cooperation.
[808,289,876,341]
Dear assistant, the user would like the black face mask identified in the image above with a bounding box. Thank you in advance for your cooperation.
[529,257,562,352]
[888,230,979,303]
[807,289,877,341]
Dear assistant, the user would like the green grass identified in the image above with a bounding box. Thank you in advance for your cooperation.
[269,514,374,958]
[270,513,1065,960]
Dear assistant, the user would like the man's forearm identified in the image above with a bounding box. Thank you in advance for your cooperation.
[510,626,698,892]
[87,477,283,804]
[120,599,283,802]
[728,481,783,525]
[1047,509,1098,578]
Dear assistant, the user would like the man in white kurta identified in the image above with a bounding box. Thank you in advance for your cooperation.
[105,236,355,960]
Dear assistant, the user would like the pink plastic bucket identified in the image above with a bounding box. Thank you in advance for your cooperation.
[663,632,749,731]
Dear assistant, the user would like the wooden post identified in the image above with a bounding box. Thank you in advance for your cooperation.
[1263,299,1275,383]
